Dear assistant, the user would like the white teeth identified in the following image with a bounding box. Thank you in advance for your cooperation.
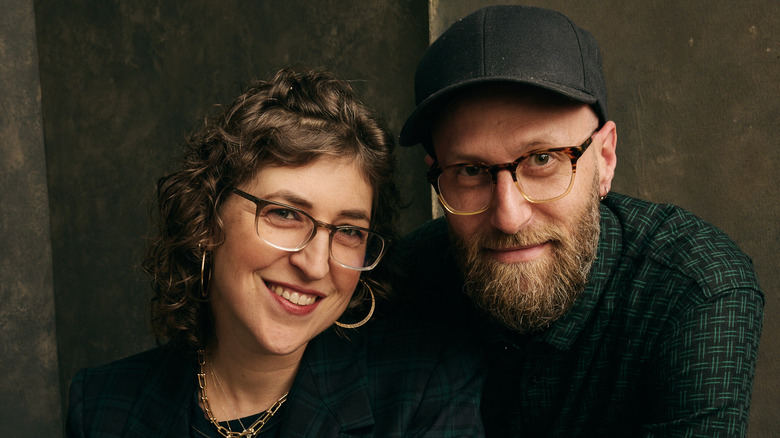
[290,291,302,304]
[270,284,316,306]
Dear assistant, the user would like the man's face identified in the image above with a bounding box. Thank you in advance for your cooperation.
[430,87,616,332]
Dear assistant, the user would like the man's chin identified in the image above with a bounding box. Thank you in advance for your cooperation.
[462,248,581,333]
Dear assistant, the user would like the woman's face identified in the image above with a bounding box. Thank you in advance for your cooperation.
[209,156,372,358]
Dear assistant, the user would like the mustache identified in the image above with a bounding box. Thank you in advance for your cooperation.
[474,224,569,251]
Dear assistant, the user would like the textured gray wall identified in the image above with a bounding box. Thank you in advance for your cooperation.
[431,1,778,436]
[0,0,62,435]
[3,0,777,435]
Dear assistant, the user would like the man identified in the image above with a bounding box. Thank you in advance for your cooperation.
[396,5,764,437]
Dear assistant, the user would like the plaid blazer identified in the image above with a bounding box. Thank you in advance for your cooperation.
[67,318,485,437]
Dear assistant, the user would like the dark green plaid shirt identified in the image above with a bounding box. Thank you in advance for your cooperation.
[395,192,763,437]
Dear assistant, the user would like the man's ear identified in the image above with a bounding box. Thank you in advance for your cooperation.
[424,154,435,167]
[596,121,617,196]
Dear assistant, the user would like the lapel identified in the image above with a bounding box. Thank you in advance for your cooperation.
[113,332,373,437]
[122,346,195,437]
[282,327,375,436]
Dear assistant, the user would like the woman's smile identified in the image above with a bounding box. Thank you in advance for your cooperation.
[265,279,323,313]
[269,283,319,306]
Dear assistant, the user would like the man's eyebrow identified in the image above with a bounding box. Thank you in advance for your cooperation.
[442,138,554,164]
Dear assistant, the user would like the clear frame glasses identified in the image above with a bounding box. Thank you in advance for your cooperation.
[231,188,386,271]
[426,130,598,215]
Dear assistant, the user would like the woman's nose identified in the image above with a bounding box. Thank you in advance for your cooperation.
[289,228,331,279]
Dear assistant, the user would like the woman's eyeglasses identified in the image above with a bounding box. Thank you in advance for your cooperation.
[231,188,386,271]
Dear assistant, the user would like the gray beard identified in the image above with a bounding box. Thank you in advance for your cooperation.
[450,180,601,334]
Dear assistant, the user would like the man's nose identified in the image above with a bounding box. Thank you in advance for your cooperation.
[489,170,533,234]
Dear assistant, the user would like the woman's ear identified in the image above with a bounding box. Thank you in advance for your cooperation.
[424,154,435,167]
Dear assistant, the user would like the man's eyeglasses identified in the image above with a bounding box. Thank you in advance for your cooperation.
[231,188,386,271]
[426,130,597,215]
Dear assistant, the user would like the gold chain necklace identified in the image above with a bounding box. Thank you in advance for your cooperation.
[211,364,248,434]
[197,350,288,437]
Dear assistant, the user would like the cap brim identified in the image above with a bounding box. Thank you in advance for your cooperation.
[399,77,598,148]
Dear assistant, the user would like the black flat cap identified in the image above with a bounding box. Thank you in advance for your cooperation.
[400,5,608,150]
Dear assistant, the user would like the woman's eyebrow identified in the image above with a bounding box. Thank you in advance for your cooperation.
[338,209,371,223]
[263,189,371,223]
[262,190,313,210]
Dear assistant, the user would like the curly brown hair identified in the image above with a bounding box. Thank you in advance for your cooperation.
[144,66,400,350]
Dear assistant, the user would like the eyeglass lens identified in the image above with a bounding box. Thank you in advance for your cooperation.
[437,149,576,213]
[254,202,384,270]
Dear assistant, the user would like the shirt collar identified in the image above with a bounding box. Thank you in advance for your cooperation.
[535,201,624,351]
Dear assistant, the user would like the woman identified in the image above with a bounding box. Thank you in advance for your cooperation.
[66,67,484,437]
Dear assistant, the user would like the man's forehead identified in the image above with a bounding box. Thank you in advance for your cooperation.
[431,86,595,153]
[435,86,581,136]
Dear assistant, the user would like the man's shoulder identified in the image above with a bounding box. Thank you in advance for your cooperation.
[397,217,455,274]
[392,218,472,320]
[400,217,450,252]
[604,193,760,296]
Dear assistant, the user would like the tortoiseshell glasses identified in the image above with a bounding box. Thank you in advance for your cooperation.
[427,130,597,215]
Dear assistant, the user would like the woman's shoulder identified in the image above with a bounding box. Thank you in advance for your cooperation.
[364,316,486,402]
[309,316,485,396]
[295,318,486,436]
[310,316,483,371]
[67,345,194,437]
[364,316,482,364]
[358,316,487,436]
[73,345,185,383]
[69,346,190,414]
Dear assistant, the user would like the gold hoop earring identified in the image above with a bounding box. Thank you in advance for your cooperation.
[335,280,375,329]
[200,248,210,298]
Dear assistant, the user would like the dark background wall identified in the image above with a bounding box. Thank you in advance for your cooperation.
[1,0,62,435]
[1,0,777,436]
